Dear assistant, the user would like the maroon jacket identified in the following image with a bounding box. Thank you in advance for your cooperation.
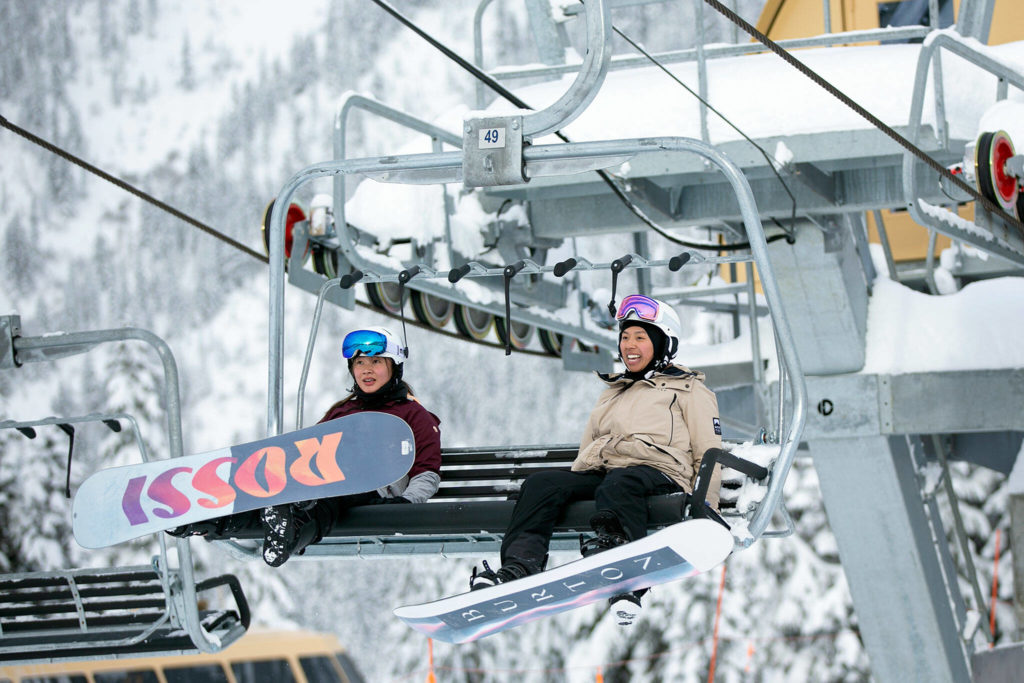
[319,394,442,480]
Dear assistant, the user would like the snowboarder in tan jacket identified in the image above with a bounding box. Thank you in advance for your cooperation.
[470,294,723,625]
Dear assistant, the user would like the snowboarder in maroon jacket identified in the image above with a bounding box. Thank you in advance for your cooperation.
[170,327,442,567]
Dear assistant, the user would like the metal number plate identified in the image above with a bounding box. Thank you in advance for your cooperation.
[479,127,506,149]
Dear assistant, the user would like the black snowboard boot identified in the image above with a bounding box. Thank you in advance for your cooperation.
[580,510,629,557]
[261,504,323,567]
[167,510,259,539]
[470,559,533,591]
[261,505,296,566]
[585,510,643,623]
[609,590,644,626]
[166,519,220,538]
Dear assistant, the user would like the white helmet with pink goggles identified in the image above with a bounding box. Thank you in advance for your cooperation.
[341,327,408,365]
[615,294,682,361]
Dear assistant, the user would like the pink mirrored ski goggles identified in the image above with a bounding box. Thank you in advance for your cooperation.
[615,294,664,324]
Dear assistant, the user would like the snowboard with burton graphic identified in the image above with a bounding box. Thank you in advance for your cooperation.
[394,517,734,643]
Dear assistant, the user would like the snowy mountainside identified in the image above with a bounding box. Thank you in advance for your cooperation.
[0,1,1016,681]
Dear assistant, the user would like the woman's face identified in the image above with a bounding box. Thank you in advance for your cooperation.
[351,356,393,394]
[619,326,655,373]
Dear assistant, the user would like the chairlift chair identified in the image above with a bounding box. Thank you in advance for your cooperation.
[0,320,251,661]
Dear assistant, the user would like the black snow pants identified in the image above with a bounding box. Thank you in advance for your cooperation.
[499,465,683,573]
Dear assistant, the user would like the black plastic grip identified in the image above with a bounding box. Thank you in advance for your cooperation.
[448,264,471,283]
[669,252,691,271]
[504,260,526,278]
[553,258,577,277]
[339,270,364,289]
[611,254,633,273]
[398,266,421,284]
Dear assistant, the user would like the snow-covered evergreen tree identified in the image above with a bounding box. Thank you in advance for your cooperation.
[0,425,76,572]
[179,34,196,91]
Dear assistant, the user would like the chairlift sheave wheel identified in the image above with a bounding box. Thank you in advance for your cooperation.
[538,329,563,356]
[410,291,454,329]
[575,339,595,353]
[452,305,494,340]
[365,282,404,314]
[975,130,1018,212]
[495,318,535,350]
[260,199,310,264]
[311,244,339,279]
[536,330,594,357]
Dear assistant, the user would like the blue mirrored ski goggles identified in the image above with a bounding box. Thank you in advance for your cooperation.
[342,330,407,360]
[615,294,663,324]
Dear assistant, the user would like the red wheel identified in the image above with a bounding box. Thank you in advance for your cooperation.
[261,199,309,263]
[976,131,1018,211]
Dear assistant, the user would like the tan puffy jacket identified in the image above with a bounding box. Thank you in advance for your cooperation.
[572,364,723,509]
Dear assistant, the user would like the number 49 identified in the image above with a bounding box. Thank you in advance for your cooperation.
[479,127,505,149]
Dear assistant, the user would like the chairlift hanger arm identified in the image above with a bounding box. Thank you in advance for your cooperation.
[9,325,185,462]
[373,0,612,139]
[0,321,244,658]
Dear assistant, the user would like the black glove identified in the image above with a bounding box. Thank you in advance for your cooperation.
[381,496,411,504]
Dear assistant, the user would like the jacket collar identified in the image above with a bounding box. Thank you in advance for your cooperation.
[597,363,703,386]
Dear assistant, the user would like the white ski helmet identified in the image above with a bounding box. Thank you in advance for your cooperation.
[615,294,682,362]
[341,327,408,365]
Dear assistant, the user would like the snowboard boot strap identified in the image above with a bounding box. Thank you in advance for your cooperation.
[291,507,323,558]
[470,560,501,591]
[582,510,630,557]
[216,510,262,535]
[470,558,534,591]
[495,559,532,583]
[166,519,220,538]
[580,532,628,557]
[589,510,628,538]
